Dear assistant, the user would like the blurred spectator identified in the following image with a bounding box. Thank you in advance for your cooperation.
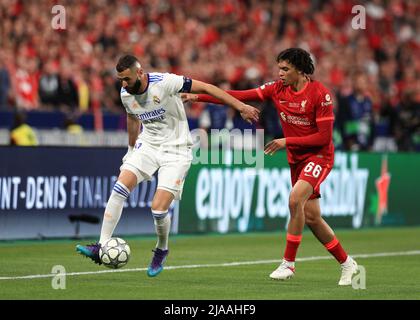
[14,57,39,110]
[337,73,374,151]
[57,62,79,112]
[101,71,123,113]
[64,115,87,146]
[394,91,420,151]
[9,111,39,146]
[38,61,60,109]
[75,70,90,113]
[259,100,283,144]
[200,103,233,132]
[0,57,10,110]
[0,0,418,151]
[372,93,398,151]
[64,116,84,135]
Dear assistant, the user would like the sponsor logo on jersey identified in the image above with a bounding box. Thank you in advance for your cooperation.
[280,112,287,121]
[280,112,312,126]
[136,107,166,122]
[300,100,307,112]
[321,93,333,107]
[286,115,312,126]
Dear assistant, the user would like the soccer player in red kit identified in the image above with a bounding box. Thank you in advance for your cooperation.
[183,48,358,285]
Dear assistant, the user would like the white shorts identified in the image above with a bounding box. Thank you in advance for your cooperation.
[120,143,192,200]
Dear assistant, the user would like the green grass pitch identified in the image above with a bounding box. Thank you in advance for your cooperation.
[0,226,419,300]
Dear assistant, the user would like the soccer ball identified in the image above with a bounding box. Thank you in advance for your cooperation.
[99,237,131,269]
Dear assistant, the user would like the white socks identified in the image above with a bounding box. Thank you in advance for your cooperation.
[283,259,295,269]
[152,210,171,250]
[98,181,171,251]
[341,256,353,267]
[99,182,130,244]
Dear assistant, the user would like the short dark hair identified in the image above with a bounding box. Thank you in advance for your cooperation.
[116,54,139,72]
[276,48,315,75]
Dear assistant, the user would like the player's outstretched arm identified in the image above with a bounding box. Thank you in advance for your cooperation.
[181,88,263,105]
[189,80,260,124]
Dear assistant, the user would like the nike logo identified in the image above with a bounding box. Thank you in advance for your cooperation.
[304,173,313,177]
[279,100,288,104]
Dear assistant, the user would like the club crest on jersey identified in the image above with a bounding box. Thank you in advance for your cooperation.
[153,96,161,104]
[300,100,307,112]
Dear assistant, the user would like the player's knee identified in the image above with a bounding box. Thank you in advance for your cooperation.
[304,213,320,227]
[288,195,304,215]
[118,169,139,191]
[151,203,169,212]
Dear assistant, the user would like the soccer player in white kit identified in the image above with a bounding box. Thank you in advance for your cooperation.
[76,55,260,277]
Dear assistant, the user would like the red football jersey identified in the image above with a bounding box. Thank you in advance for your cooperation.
[257,79,334,164]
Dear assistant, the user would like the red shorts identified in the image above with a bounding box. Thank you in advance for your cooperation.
[290,156,333,200]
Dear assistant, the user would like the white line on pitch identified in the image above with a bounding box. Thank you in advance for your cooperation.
[1,250,419,281]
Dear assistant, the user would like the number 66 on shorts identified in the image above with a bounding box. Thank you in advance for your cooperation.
[290,156,333,199]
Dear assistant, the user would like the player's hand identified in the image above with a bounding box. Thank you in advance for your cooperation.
[239,104,260,124]
[122,146,134,163]
[264,138,286,155]
[181,93,198,103]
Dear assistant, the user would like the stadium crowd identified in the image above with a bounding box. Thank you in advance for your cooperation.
[0,0,419,151]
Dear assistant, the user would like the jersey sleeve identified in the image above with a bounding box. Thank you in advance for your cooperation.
[120,89,139,115]
[196,80,280,104]
[163,73,192,95]
[286,120,332,147]
[315,84,335,123]
[197,88,263,104]
[257,80,279,100]
[120,90,132,114]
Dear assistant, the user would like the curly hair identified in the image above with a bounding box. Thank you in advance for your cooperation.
[276,48,315,75]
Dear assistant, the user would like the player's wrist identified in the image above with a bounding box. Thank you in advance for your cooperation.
[236,103,245,112]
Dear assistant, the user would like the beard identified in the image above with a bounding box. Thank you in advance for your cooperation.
[125,78,141,94]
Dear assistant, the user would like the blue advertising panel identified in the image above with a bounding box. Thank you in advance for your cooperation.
[0,147,177,239]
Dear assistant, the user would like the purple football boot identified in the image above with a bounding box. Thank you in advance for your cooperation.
[76,243,102,265]
[147,248,169,277]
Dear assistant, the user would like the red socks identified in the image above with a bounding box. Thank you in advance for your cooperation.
[283,234,348,264]
[324,236,348,263]
[283,233,302,262]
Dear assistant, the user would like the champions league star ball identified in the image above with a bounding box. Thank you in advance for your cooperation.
[99,237,131,269]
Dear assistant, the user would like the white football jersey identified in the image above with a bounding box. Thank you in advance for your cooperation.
[120,72,193,148]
